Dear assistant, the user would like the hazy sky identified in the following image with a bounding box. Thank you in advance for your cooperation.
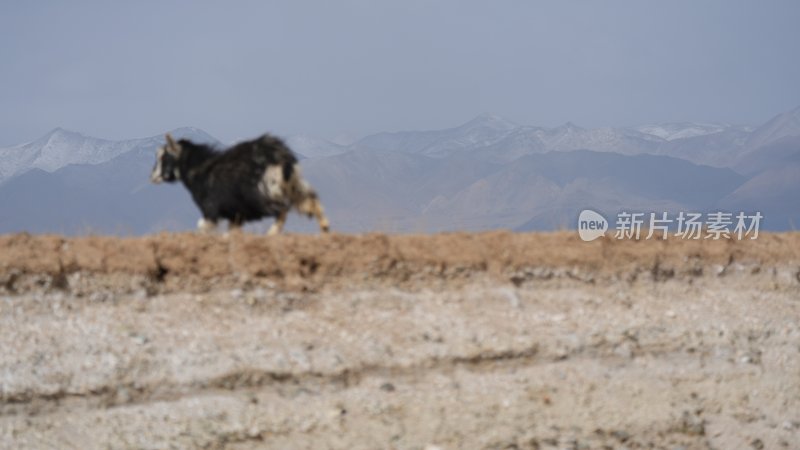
[1,0,799,146]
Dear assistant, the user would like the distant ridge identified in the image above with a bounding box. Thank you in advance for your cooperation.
[0,105,798,234]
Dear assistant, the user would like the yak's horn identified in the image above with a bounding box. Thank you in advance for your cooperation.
[164,133,181,155]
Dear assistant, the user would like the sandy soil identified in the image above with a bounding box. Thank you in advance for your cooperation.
[0,232,799,449]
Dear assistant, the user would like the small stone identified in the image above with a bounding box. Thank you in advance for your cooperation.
[614,342,634,359]
[130,333,148,345]
[680,411,705,436]
[501,288,520,308]
[90,292,109,303]
[328,407,347,419]
[610,430,630,442]
[116,387,132,404]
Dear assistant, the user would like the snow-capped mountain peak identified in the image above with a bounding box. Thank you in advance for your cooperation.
[746,106,800,149]
[557,121,583,131]
[31,128,115,170]
[0,128,118,182]
[167,127,219,144]
[459,113,518,132]
[284,135,346,159]
[0,127,219,184]
[631,122,745,141]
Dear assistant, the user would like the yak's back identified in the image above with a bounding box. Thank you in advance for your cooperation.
[225,135,297,167]
[204,134,298,184]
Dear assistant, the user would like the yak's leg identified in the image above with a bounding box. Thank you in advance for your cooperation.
[197,218,217,234]
[314,200,330,233]
[297,194,330,233]
[281,164,329,233]
[224,217,244,239]
[228,215,244,232]
[267,209,288,236]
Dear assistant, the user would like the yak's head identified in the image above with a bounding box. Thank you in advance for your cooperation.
[150,133,182,183]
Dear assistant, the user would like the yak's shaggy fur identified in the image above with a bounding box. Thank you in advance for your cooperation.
[151,133,329,235]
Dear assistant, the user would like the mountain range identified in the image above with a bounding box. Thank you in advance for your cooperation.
[0,106,798,234]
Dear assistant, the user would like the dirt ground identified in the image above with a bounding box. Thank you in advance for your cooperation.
[0,232,799,449]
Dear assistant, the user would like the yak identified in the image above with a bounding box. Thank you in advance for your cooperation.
[150,133,329,235]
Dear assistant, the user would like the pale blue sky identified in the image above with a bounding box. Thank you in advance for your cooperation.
[1,0,799,145]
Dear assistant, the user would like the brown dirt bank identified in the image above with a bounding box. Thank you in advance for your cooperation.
[1,231,799,295]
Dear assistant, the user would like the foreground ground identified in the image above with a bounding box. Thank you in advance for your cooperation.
[0,232,799,449]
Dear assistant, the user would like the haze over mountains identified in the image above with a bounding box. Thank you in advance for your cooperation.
[1,106,798,234]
